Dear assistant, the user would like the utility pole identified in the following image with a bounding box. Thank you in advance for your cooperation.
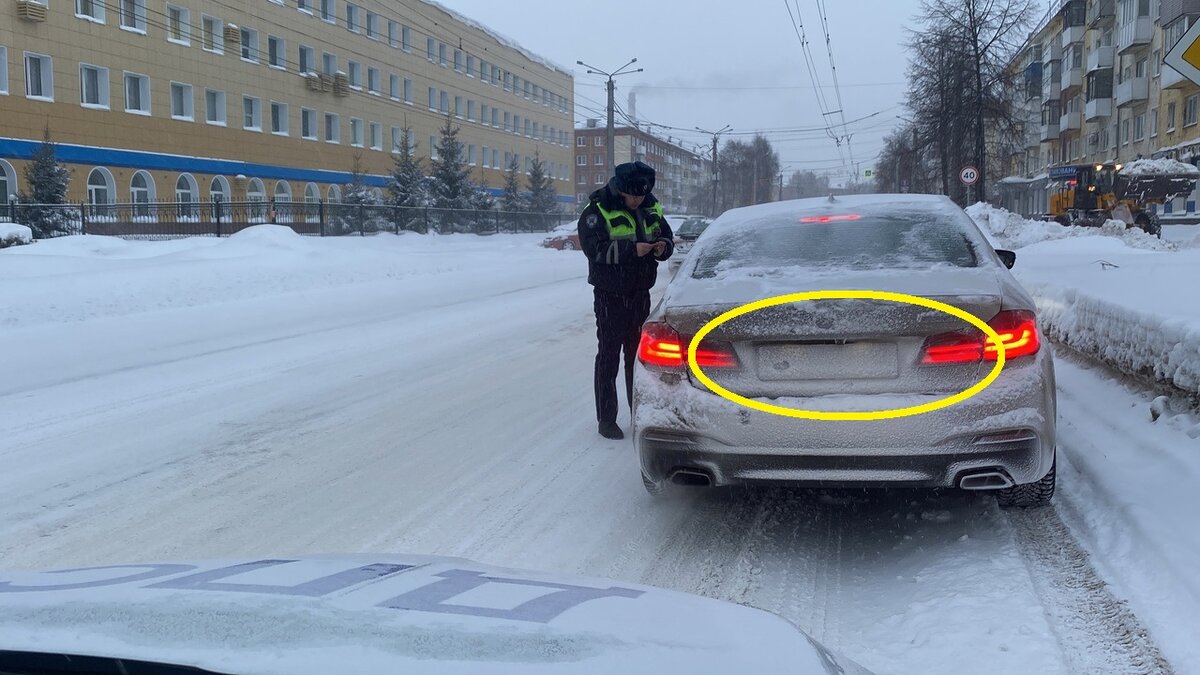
[696,124,731,217]
[778,173,784,201]
[577,58,642,178]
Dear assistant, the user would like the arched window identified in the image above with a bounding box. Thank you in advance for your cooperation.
[304,182,320,222]
[130,171,156,219]
[273,180,292,201]
[86,167,116,218]
[175,174,198,219]
[210,176,230,204]
[247,178,266,221]
[327,184,342,203]
[273,182,293,223]
[0,160,17,217]
[304,182,320,203]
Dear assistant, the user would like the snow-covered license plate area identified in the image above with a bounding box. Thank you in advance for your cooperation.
[1,220,1198,674]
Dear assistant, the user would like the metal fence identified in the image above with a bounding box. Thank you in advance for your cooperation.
[2,199,570,239]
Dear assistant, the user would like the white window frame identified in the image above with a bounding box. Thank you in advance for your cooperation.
[389,73,400,100]
[369,121,382,150]
[268,35,286,70]
[402,26,412,52]
[0,47,8,95]
[123,71,151,115]
[388,20,399,48]
[441,91,449,114]
[119,0,147,33]
[271,101,289,136]
[366,11,378,40]
[76,0,105,23]
[79,63,110,109]
[577,155,588,166]
[322,52,337,76]
[299,45,315,74]
[468,144,476,165]
[403,78,413,104]
[240,27,259,63]
[350,117,363,147]
[391,126,402,153]
[243,95,262,131]
[166,4,189,45]
[325,112,340,143]
[170,81,193,120]
[205,88,226,126]
[320,0,336,22]
[430,135,439,160]
[201,15,224,54]
[346,3,360,32]
[367,67,379,94]
[301,108,317,140]
[481,104,489,126]
[348,61,361,89]
[427,37,436,62]
[297,0,313,15]
[24,53,54,102]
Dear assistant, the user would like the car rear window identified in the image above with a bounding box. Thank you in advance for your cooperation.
[692,210,980,278]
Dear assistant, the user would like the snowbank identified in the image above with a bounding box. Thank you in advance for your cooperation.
[0,223,32,248]
[965,202,1173,251]
[1120,157,1200,175]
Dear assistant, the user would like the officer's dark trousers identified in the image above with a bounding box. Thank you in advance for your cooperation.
[593,288,652,425]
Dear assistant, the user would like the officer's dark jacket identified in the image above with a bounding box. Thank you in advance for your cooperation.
[577,178,674,295]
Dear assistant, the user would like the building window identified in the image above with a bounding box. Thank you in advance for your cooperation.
[577,155,587,166]
[1150,107,1159,137]
[594,136,604,146]
[240,28,259,62]
[119,0,146,32]
[205,89,226,125]
[1122,118,1131,143]
[389,74,400,99]
[492,149,499,168]
[428,86,437,111]
[268,36,285,69]
[86,168,114,207]
[481,104,490,126]
[480,60,489,82]
[503,111,511,131]
[491,109,499,127]
[210,176,229,204]
[325,112,340,143]
[427,37,436,62]
[299,45,315,74]
[402,26,412,52]
[388,20,399,47]
[297,0,312,13]
[323,52,337,76]
[348,61,361,89]
[79,64,109,109]
[595,174,604,184]
[1187,95,1199,126]
[1153,50,1161,77]
[594,154,603,166]
[369,122,382,150]
[482,145,490,167]
[368,67,379,94]
[440,90,449,114]
[467,55,475,76]
[201,16,223,53]
[577,136,587,147]
[468,144,476,165]
[320,0,335,22]
[243,96,261,130]
[350,118,363,147]
[175,174,198,215]
[454,49,463,72]
[301,108,317,139]
[0,47,7,95]
[130,171,155,210]
[439,43,447,67]
[467,99,476,121]
[455,95,463,117]
[24,53,53,101]
[430,135,439,160]
[170,81,193,120]
[77,0,104,23]
[391,126,402,153]
[123,72,150,114]
[345,3,359,31]
[274,181,291,202]
[1168,101,1177,131]
[271,101,288,135]
[366,12,378,39]
[404,78,413,103]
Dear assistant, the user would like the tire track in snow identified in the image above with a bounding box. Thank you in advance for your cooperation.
[1008,507,1173,674]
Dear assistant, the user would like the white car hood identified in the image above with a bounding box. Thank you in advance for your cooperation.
[0,555,870,675]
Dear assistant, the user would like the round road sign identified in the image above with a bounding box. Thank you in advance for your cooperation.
[959,165,980,186]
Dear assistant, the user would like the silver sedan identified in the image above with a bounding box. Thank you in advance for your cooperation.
[632,195,1057,508]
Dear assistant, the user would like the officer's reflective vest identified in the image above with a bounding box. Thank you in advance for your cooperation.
[593,200,665,241]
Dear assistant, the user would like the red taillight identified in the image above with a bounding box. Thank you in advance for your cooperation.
[799,214,862,223]
[637,322,738,368]
[920,310,1040,365]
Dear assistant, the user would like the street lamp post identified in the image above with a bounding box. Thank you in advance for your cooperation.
[577,58,643,178]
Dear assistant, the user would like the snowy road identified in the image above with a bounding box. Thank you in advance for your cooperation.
[0,231,1189,674]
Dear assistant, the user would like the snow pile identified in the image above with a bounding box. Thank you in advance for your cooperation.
[0,223,33,248]
[965,202,1173,251]
[1120,157,1200,175]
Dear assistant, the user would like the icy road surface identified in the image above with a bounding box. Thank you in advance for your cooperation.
[0,229,1191,674]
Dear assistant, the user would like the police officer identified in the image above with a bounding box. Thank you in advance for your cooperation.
[577,161,674,440]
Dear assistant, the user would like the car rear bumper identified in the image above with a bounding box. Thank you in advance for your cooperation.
[633,353,1056,489]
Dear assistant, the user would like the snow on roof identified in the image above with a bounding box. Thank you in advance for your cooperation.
[417,0,570,75]
[1121,158,1200,176]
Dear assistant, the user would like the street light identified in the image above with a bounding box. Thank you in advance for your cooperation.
[576,57,643,176]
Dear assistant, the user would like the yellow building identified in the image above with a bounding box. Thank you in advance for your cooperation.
[0,0,575,209]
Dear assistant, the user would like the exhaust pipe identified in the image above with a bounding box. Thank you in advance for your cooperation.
[669,468,713,487]
[959,470,1015,491]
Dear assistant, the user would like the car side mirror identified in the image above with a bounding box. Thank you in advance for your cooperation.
[996,249,1016,269]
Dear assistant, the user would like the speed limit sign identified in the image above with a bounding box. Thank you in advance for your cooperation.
[959,165,980,186]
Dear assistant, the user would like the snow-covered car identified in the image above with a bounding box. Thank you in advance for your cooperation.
[633,195,1058,508]
[541,222,581,251]
[0,555,872,675]
[673,217,712,255]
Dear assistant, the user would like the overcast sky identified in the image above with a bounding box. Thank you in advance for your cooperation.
[434,0,925,186]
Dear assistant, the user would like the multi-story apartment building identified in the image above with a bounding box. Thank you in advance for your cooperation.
[999,0,1200,216]
[0,0,575,209]
[573,120,711,214]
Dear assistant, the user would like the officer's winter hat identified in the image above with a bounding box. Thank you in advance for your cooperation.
[614,161,656,196]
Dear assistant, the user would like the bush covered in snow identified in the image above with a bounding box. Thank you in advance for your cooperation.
[0,223,33,248]
[965,202,1173,252]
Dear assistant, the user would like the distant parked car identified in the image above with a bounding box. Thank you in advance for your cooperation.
[673,217,713,255]
[541,222,581,251]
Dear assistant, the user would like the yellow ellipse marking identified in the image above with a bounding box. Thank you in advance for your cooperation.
[687,290,1006,421]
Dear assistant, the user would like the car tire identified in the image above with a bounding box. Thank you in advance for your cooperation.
[561,240,577,250]
[997,453,1056,509]
[642,471,667,497]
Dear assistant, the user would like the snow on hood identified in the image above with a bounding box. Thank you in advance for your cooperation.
[0,555,869,675]
[1120,158,1200,176]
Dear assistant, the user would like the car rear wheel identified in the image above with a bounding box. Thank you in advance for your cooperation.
[996,453,1056,509]
[561,240,577,250]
